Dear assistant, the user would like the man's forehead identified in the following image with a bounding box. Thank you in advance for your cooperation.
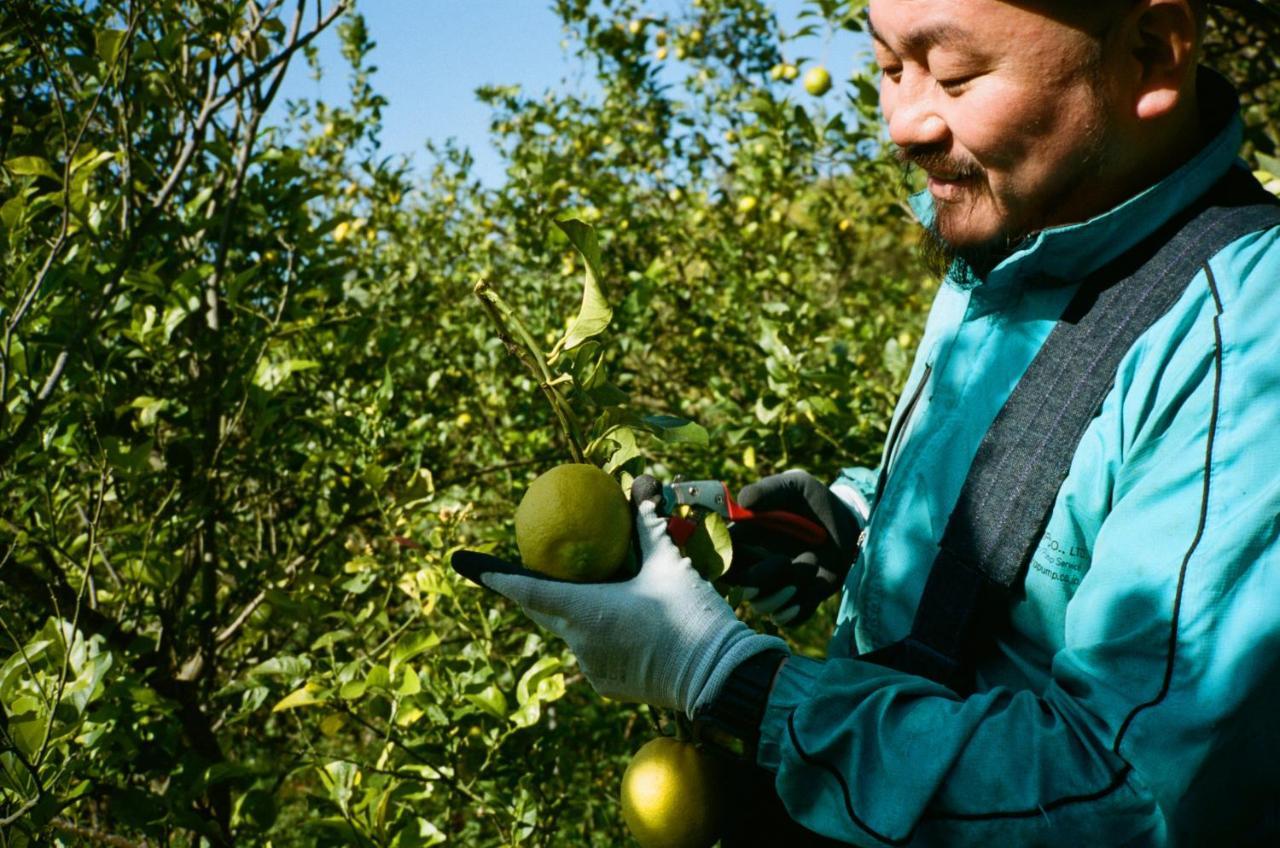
[867,17,973,53]
[866,1,1080,53]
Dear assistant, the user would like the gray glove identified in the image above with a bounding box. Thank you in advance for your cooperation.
[725,470,862,625]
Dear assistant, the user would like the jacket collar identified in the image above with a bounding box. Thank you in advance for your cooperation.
[909,69,1244,296]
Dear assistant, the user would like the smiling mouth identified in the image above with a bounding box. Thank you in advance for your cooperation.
[927,169,977,183]
[927,173,979,202]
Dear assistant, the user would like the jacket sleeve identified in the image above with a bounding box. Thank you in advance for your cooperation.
[754,234,1280,847]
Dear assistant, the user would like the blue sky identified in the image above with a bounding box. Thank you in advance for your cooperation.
[272,1,871,185]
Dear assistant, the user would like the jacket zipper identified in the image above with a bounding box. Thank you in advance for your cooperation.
[873,362,933,507]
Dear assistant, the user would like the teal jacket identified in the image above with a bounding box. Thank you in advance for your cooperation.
[757,87,1280,845]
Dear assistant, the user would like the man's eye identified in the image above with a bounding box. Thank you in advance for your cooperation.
[880,66,903,83]
[936,73,978,93]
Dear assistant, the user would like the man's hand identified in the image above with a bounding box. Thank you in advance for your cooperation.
[724,470,862,625]
[451,497,786,716]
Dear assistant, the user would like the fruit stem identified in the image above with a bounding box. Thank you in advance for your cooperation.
[674,711,694,743]
[474,280,587,463]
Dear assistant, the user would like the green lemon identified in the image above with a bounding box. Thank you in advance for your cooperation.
[621,737,724,848]
[803,65,832,96]
[514,464,631,582]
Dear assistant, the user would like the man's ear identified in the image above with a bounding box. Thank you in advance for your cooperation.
[1129,0,1200,120]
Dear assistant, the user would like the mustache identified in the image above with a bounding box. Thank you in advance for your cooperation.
[895,144,984,181]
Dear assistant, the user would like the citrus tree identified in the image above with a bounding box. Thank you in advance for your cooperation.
[1,1,1276,846]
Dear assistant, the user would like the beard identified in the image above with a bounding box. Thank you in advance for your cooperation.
[895,146,1025,285]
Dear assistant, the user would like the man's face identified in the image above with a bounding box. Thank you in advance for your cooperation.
[870,0,1124,260]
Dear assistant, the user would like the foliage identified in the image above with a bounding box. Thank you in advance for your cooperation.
[0,1,1276,846]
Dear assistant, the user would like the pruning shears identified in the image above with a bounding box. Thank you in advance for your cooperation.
[647,478,829,549]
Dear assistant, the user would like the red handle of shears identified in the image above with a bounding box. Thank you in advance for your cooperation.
[664,483,828,548]
[723,494,829,547]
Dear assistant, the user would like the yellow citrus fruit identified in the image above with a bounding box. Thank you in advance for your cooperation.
[514,464,631,582]
[621,737,724,848]
[803,65,832,96]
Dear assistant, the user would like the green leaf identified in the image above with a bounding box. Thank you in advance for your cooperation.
[4,156,59,181]
[1,193,27,229]
[688,511,733,581]
[272,682,326,712]
[130,395,169,427]
[599,426,641,473]
[510,656,566,728]
[755,396,785,424]
[70,149,116,181]
[1256,152,1280,177]
[338,679,367,700]
[365,664,391,690]
[390,630,440,676]
[0,639,52,700]
[339,571,376,594]
[248,656,311,681]
[184,185,215,218]
[397,665,422,696]
[62,650,112,715]
[392,818,447,848]
[587,382,629,407]
[7,694,45,756]
[95,29,127,64]
[515,656,562,707]
[466,684,508,719]
[642,414,709,445]
[311,629,354,651]
[253,358,319,391]
[550,218,612,356]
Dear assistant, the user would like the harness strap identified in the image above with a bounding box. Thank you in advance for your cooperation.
[863,167,1280,692]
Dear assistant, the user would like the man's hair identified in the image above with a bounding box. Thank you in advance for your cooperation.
[1029,0,1208,40]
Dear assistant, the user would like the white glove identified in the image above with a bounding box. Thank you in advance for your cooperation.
[452,501,787,716]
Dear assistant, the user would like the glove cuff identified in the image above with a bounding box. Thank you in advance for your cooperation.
[830,469,875,528]
[691,644,789,760]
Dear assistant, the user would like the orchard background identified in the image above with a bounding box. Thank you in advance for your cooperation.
[1,1,1277,845]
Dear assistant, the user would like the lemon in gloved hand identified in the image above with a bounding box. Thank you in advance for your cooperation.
[514,463,632,581]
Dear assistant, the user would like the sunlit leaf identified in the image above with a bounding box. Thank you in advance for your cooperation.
[550,218,612,356]
[4,156,59,181]
[271,682,327,712]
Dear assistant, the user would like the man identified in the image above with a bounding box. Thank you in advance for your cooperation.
[454,0,1280,844]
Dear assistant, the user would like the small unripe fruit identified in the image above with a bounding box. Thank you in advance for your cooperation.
[804,66,832,96]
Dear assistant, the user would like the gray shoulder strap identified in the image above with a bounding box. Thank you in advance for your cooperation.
[864,167,1280,691]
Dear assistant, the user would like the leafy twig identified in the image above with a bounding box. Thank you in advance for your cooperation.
[473,280,587,462]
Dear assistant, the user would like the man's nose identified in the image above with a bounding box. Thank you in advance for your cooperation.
[885,78,948,150]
